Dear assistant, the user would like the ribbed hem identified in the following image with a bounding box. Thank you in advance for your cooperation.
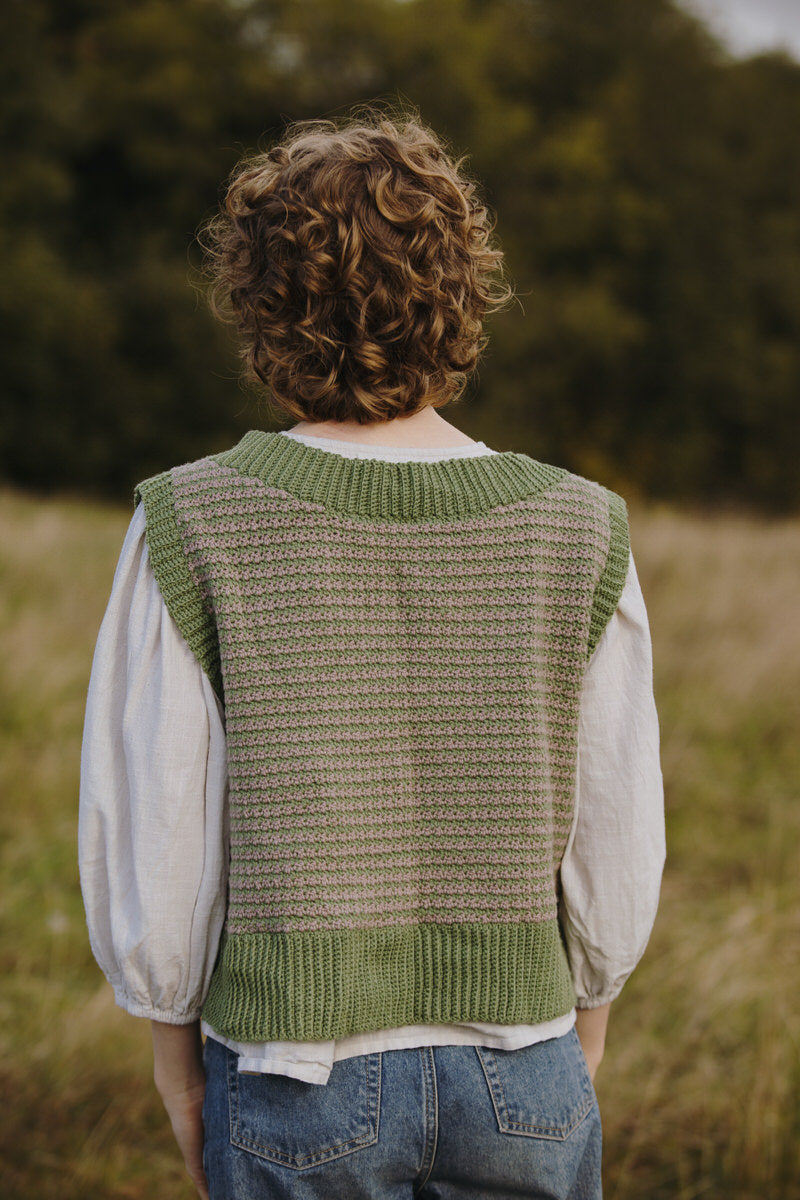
[201,920,576,1043]
[214,430,565,523]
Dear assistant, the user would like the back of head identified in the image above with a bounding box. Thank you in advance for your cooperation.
[202,109,511,425]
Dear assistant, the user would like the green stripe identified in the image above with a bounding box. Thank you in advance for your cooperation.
[202,920,576,1042]
[587,488,630,659]
[134,471,224,703]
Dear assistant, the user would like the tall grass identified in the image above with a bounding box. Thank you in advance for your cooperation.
[0,490,193,1198]
[1,488,798,1198]
[601,507,800,1198]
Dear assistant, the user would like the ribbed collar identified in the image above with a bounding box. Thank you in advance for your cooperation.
[214,430,564,522]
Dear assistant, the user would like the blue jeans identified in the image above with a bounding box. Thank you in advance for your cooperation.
[202,1027,602,1199]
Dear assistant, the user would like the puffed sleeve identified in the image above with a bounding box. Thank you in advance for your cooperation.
[559,551,666,1007]
[78,504,229,1022]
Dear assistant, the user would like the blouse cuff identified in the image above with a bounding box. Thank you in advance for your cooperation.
[568,948,635,1009]
[574,985,625,1010]
[110,982,203,1025]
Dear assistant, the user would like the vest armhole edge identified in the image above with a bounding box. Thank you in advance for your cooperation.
[134,470,224,705]
[586,488,630,660]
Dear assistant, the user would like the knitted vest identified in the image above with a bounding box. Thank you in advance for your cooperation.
[135,430,629,1043]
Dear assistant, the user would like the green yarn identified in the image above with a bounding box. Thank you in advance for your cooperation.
[214,429,567,524]
[134,431,630,1044]
[134,473,223,701]
[588,488,630,658]
[136,433,629,678]
[202,921,576,1042]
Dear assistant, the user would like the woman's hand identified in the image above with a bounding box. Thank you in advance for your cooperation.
[575,1003,611,1082]
[151,1019,210,1200]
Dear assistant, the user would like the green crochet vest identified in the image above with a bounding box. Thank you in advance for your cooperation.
[135,431,629,1043]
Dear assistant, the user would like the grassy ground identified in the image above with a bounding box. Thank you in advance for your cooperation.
[1,487,798,1198]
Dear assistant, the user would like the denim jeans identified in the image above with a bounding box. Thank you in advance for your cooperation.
[202,1026,602,1199]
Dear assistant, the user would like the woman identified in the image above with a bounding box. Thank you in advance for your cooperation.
[79,110,665,1200]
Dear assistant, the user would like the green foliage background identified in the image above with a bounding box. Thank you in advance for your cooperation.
[2,0,799,508]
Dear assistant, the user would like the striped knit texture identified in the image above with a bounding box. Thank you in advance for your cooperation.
[135,431,629,1042]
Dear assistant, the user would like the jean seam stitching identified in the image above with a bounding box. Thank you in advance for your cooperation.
[415,1047,439,1190]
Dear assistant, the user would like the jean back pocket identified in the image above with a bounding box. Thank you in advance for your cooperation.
[475,1028,595,1141]
[227,1050,382,1170]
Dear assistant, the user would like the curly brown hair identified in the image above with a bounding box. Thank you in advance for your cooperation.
[201,109,512,424]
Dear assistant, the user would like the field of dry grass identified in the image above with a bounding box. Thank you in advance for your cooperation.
[1,487,798,1198]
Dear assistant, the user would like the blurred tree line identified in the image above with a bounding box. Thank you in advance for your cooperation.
[1,0,799,508]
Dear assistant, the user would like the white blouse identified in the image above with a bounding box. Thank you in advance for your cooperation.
[79,431,665,1085]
